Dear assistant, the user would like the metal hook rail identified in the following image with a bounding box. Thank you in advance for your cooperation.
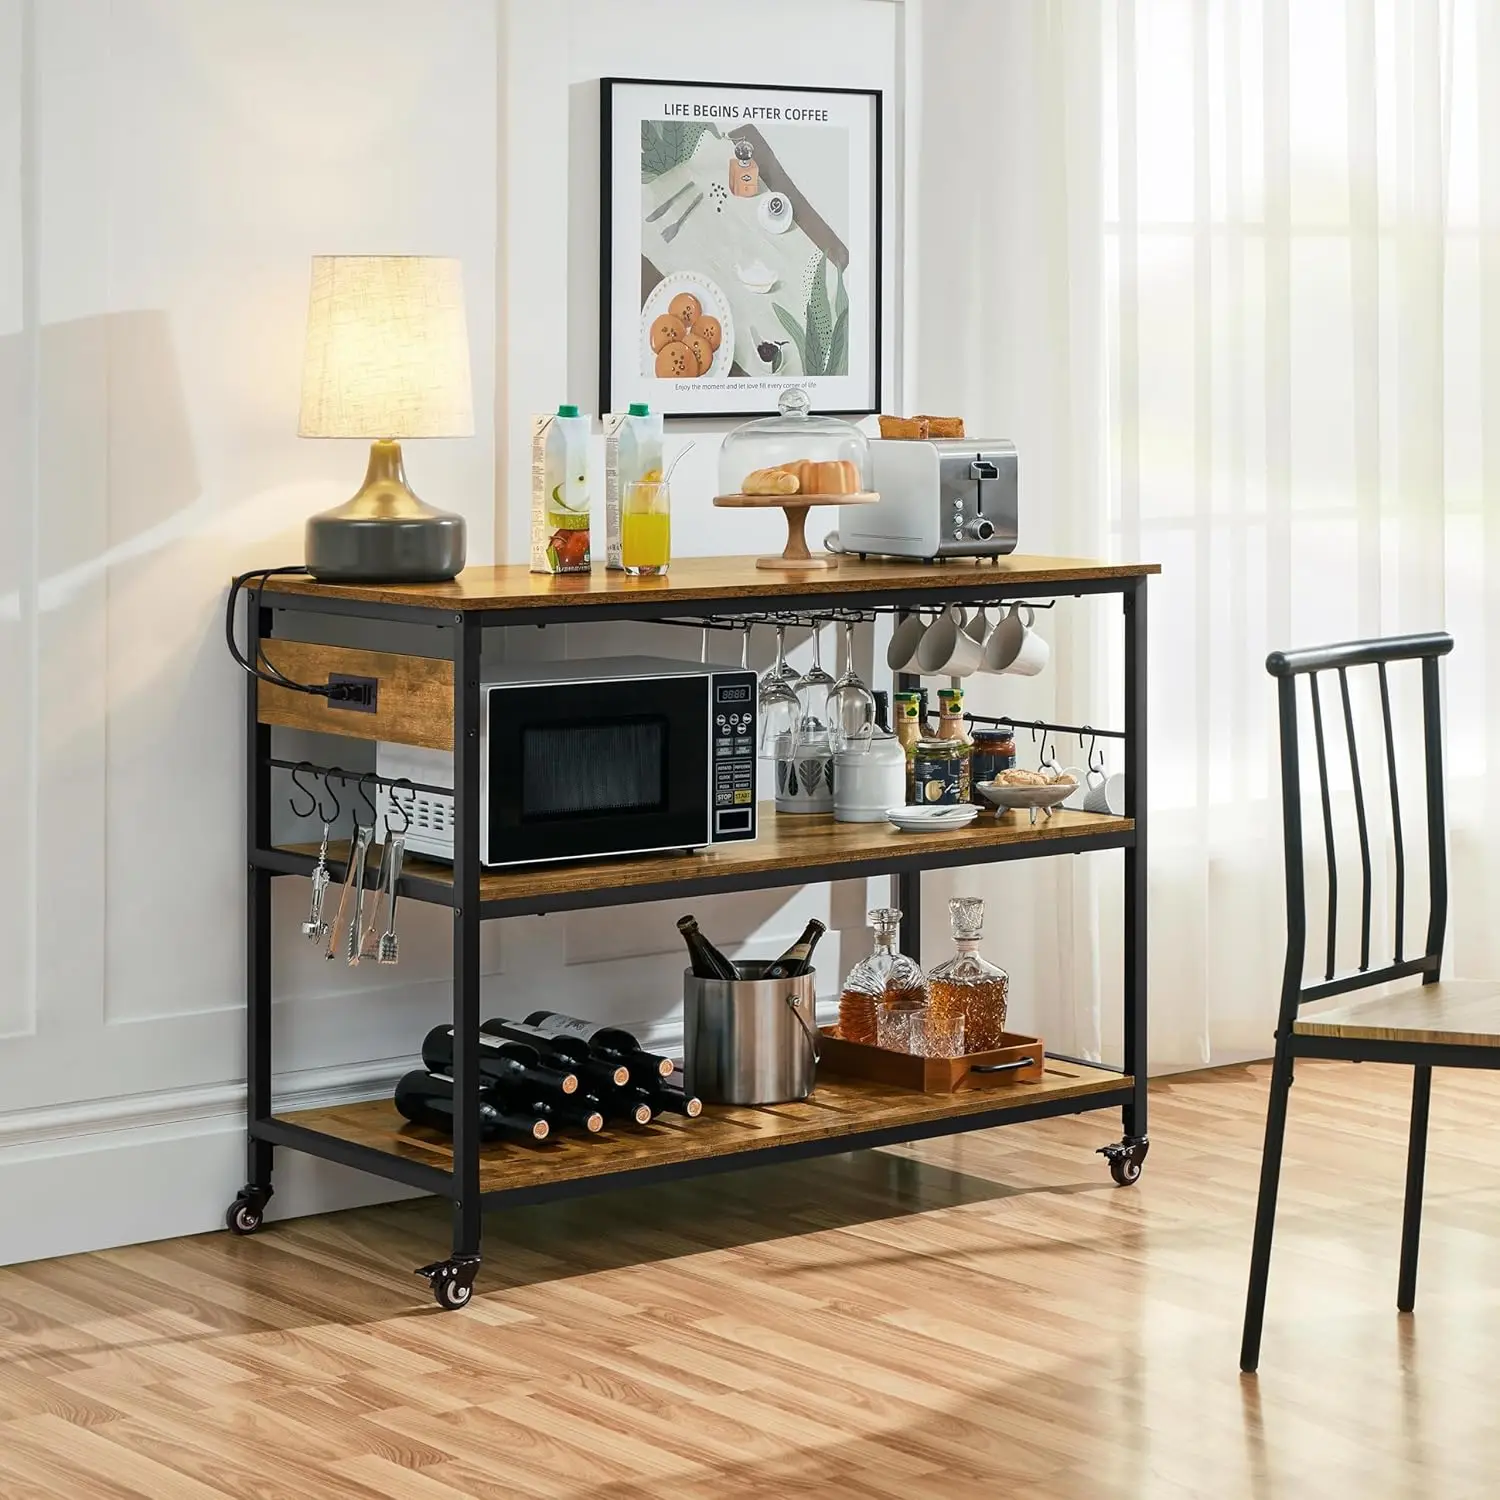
[964,714,1126,742]
[268,758,451,801]
[650,599,1057,635]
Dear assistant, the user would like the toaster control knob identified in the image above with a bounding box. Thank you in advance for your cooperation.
[966,518,996,542]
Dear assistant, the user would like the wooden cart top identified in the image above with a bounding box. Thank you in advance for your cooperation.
[259,554,1160,612]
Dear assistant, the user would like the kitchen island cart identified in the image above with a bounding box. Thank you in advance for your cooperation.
[233,554,1156,1309]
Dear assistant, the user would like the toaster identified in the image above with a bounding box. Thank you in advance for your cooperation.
[838,438,1018,561]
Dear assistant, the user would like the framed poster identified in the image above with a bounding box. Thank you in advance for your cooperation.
[600,77,882,419]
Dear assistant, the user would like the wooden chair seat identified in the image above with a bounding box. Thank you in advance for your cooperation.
[1293,979,1500,1048]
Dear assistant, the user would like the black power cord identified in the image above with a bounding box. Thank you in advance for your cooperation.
[225,566,361,700]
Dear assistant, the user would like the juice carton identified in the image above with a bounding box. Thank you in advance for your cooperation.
[604,403,664,571]
[530,405,592,573]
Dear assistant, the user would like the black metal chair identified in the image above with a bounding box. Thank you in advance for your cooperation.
[1240,630,1500,1373]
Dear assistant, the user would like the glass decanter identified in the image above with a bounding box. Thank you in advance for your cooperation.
[837,908,926,1045]
[926,897,1010,1053]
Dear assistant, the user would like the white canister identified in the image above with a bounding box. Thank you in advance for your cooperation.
[834,731,908,822]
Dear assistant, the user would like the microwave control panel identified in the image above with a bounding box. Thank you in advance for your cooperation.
[710,670,758,842]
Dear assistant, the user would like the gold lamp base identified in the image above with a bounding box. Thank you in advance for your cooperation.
[305,440,467,582]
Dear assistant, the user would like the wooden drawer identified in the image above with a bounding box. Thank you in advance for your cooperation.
[257,641,454,750]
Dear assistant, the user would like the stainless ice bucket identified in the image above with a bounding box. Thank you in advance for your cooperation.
[684,963,820,1105]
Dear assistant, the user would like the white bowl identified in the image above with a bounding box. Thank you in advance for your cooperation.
[974,780,1075,813]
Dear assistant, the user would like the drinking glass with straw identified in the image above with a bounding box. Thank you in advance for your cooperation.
[621,442,693,577]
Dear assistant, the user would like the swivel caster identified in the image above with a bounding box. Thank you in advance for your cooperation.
[416,1254,481,1311]
[225,1185,272,1235]
[1097,1137,1149,1187]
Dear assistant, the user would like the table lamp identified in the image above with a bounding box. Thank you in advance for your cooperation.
[298,255,474,581]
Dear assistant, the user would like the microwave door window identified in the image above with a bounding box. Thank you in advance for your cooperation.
[486,678,711,864]
[521,720,667,818]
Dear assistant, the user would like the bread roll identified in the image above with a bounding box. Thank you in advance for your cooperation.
[803,460,858,495]
[742,467,800,496]
[999,767,1047,786]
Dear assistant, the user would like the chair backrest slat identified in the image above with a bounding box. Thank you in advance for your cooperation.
[1376,661,1405,964]
[1308,673,1339,982]
[1422,654,1447,978]
[1337,666,1373,973]
[1266,631,1453,1022]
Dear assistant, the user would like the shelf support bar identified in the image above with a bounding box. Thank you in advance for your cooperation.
[450,612,484,1266]
[1122,577,1149,1142]
[243,594,275,1212]
[894,654,923,963]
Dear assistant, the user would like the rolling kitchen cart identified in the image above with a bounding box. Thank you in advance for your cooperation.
[231,555,1156,1309]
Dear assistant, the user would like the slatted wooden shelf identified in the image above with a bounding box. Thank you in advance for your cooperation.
[266,806,1134,916]
[278,1062,1130,1197]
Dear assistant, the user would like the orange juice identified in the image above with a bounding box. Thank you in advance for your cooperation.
[621,507,670,573]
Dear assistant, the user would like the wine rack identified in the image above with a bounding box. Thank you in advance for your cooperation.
[233,555,1155,1311]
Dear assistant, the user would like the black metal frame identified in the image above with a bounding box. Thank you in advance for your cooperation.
[1241,631,1461,1373]
[598,76,883,420]
[237,569,1152,1305]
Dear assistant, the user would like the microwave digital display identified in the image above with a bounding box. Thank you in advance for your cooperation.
[520,718,667,820]
[717,685,752,704]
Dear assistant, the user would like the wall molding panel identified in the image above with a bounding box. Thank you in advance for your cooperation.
[0,0,903,1267]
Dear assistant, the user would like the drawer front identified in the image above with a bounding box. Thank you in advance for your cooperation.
[256,641,454,750]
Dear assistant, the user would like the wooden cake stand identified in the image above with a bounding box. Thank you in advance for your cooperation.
[712,491,878,571]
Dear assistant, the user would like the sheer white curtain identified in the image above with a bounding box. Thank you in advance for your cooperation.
[913,0,1499,1069]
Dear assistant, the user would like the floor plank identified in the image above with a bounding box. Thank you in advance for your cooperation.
[4,1061,1500,1498]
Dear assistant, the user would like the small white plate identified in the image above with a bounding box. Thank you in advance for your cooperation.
[886,805,980,832]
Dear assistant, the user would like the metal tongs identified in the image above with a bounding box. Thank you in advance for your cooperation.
[325,824,372,964]
[359,832,405,965]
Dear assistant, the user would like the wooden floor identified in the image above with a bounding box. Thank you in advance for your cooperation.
[4,1061,1500,1499]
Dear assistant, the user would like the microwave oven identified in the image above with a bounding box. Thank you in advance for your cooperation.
[375,656,758,868]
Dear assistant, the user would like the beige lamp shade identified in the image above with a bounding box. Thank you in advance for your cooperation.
[298,255,474,439]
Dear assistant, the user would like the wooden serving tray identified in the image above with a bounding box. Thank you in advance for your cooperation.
[817,1028,1046,1093]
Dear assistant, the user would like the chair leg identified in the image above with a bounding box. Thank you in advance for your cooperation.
[1397,1064,1432,1313]
[1241,1041,1295,1373]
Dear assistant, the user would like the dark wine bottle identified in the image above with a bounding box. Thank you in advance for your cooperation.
[479,1083,604,1136]
[521,1011,675,1080]
[873,689,892,735]
[595,1086,654,1126]
[421,1025,580,1096]
[393,1070,550,1143]
[650,1079,703,1118]
[761,918,827,978]
[677,914,740,981]
[480,1018,630,1089]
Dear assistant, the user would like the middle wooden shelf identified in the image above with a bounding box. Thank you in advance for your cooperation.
[257,804,1134,919]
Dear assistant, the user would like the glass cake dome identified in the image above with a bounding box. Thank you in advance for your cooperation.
[717,387,870,500]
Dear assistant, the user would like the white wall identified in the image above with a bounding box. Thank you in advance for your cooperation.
[0,0,910,1264]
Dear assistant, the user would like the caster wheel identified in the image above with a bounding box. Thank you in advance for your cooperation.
[431,1274,472,1310]
[226,1197,264,1235]
[1097,1137,1149,1187]
[416,1255,480,1311]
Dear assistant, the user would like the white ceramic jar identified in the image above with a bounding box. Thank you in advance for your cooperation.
[834,730,908,822]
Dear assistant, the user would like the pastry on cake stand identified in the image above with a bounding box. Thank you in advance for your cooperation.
[713,388,877,571]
